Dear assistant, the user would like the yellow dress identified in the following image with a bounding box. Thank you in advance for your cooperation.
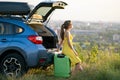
[62,33,81,67]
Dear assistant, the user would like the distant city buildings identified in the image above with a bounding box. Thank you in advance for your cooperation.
[48,20,120,43]
[113,34,120,42]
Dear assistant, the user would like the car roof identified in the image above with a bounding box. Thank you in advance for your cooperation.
[0,16,23,21]
[0,16,27,27]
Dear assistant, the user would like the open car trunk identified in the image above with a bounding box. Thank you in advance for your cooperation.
[27,1,67,49]
[28,23,58,49]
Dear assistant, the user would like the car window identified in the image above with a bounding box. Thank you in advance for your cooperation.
[15,27,23,33]
[0,22,23,34]
[0,23,4,34]
[36,7,52,16]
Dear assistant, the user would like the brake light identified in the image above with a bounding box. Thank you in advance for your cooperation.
[39,58,46,63]
[28,35,43,44]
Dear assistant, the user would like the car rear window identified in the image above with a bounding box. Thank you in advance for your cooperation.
[36,7,51,16]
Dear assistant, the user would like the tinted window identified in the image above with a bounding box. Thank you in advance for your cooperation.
[36,7,51,16]
[15,27,23,33]
[0,22,23,34]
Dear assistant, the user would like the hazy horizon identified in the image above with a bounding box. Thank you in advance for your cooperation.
[1,0,120,23]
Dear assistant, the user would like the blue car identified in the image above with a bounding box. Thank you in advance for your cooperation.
[0,1,67,77]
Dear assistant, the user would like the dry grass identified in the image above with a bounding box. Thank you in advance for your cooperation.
[1,48,120,80]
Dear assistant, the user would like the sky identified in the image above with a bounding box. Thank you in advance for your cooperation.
[1,0,120,22]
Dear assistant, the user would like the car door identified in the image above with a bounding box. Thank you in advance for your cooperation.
[0,23,5,52]
[27,1,67,49]
[0,22,14,52]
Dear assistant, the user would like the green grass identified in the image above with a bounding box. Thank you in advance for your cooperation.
[1,48,120,80]
[73,53,120,80]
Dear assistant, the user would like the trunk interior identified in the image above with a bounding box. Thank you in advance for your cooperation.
[28,23,58,49]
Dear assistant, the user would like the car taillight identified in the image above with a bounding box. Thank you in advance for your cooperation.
[28,35,43,44]
[39,58,46,63]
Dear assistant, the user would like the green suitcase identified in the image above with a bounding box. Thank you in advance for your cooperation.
[54,54,71,77]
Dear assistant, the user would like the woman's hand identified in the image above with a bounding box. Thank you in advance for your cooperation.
[56,48,60,52]
[56,40,63,52]
[56,44,60,52]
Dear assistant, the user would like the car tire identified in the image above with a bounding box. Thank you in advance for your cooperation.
[0,53,27,78]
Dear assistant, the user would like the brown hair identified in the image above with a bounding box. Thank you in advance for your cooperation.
[60,20,71,40]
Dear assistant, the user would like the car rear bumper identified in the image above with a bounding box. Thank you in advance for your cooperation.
[27,49,54,68]
[26,49,47,67]
[37,52,54,68]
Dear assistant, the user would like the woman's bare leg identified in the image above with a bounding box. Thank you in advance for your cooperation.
[71,67,76,76]
[75,63,83,71]
[71,63,83,76]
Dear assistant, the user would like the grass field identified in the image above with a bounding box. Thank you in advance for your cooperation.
[1,45,120,80]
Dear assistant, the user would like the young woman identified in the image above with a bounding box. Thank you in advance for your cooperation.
[58,20,83,74]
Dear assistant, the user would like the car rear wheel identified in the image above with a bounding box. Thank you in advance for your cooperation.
[0,53,27,78]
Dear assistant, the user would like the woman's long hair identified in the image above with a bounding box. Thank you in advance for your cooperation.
[60,20,71,40]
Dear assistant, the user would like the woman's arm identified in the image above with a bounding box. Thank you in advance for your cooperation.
[57,39,63,51]
[66,32,78,56]
[59,39,63,48]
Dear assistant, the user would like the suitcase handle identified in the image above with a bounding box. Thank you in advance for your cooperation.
[57,54,65,58]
